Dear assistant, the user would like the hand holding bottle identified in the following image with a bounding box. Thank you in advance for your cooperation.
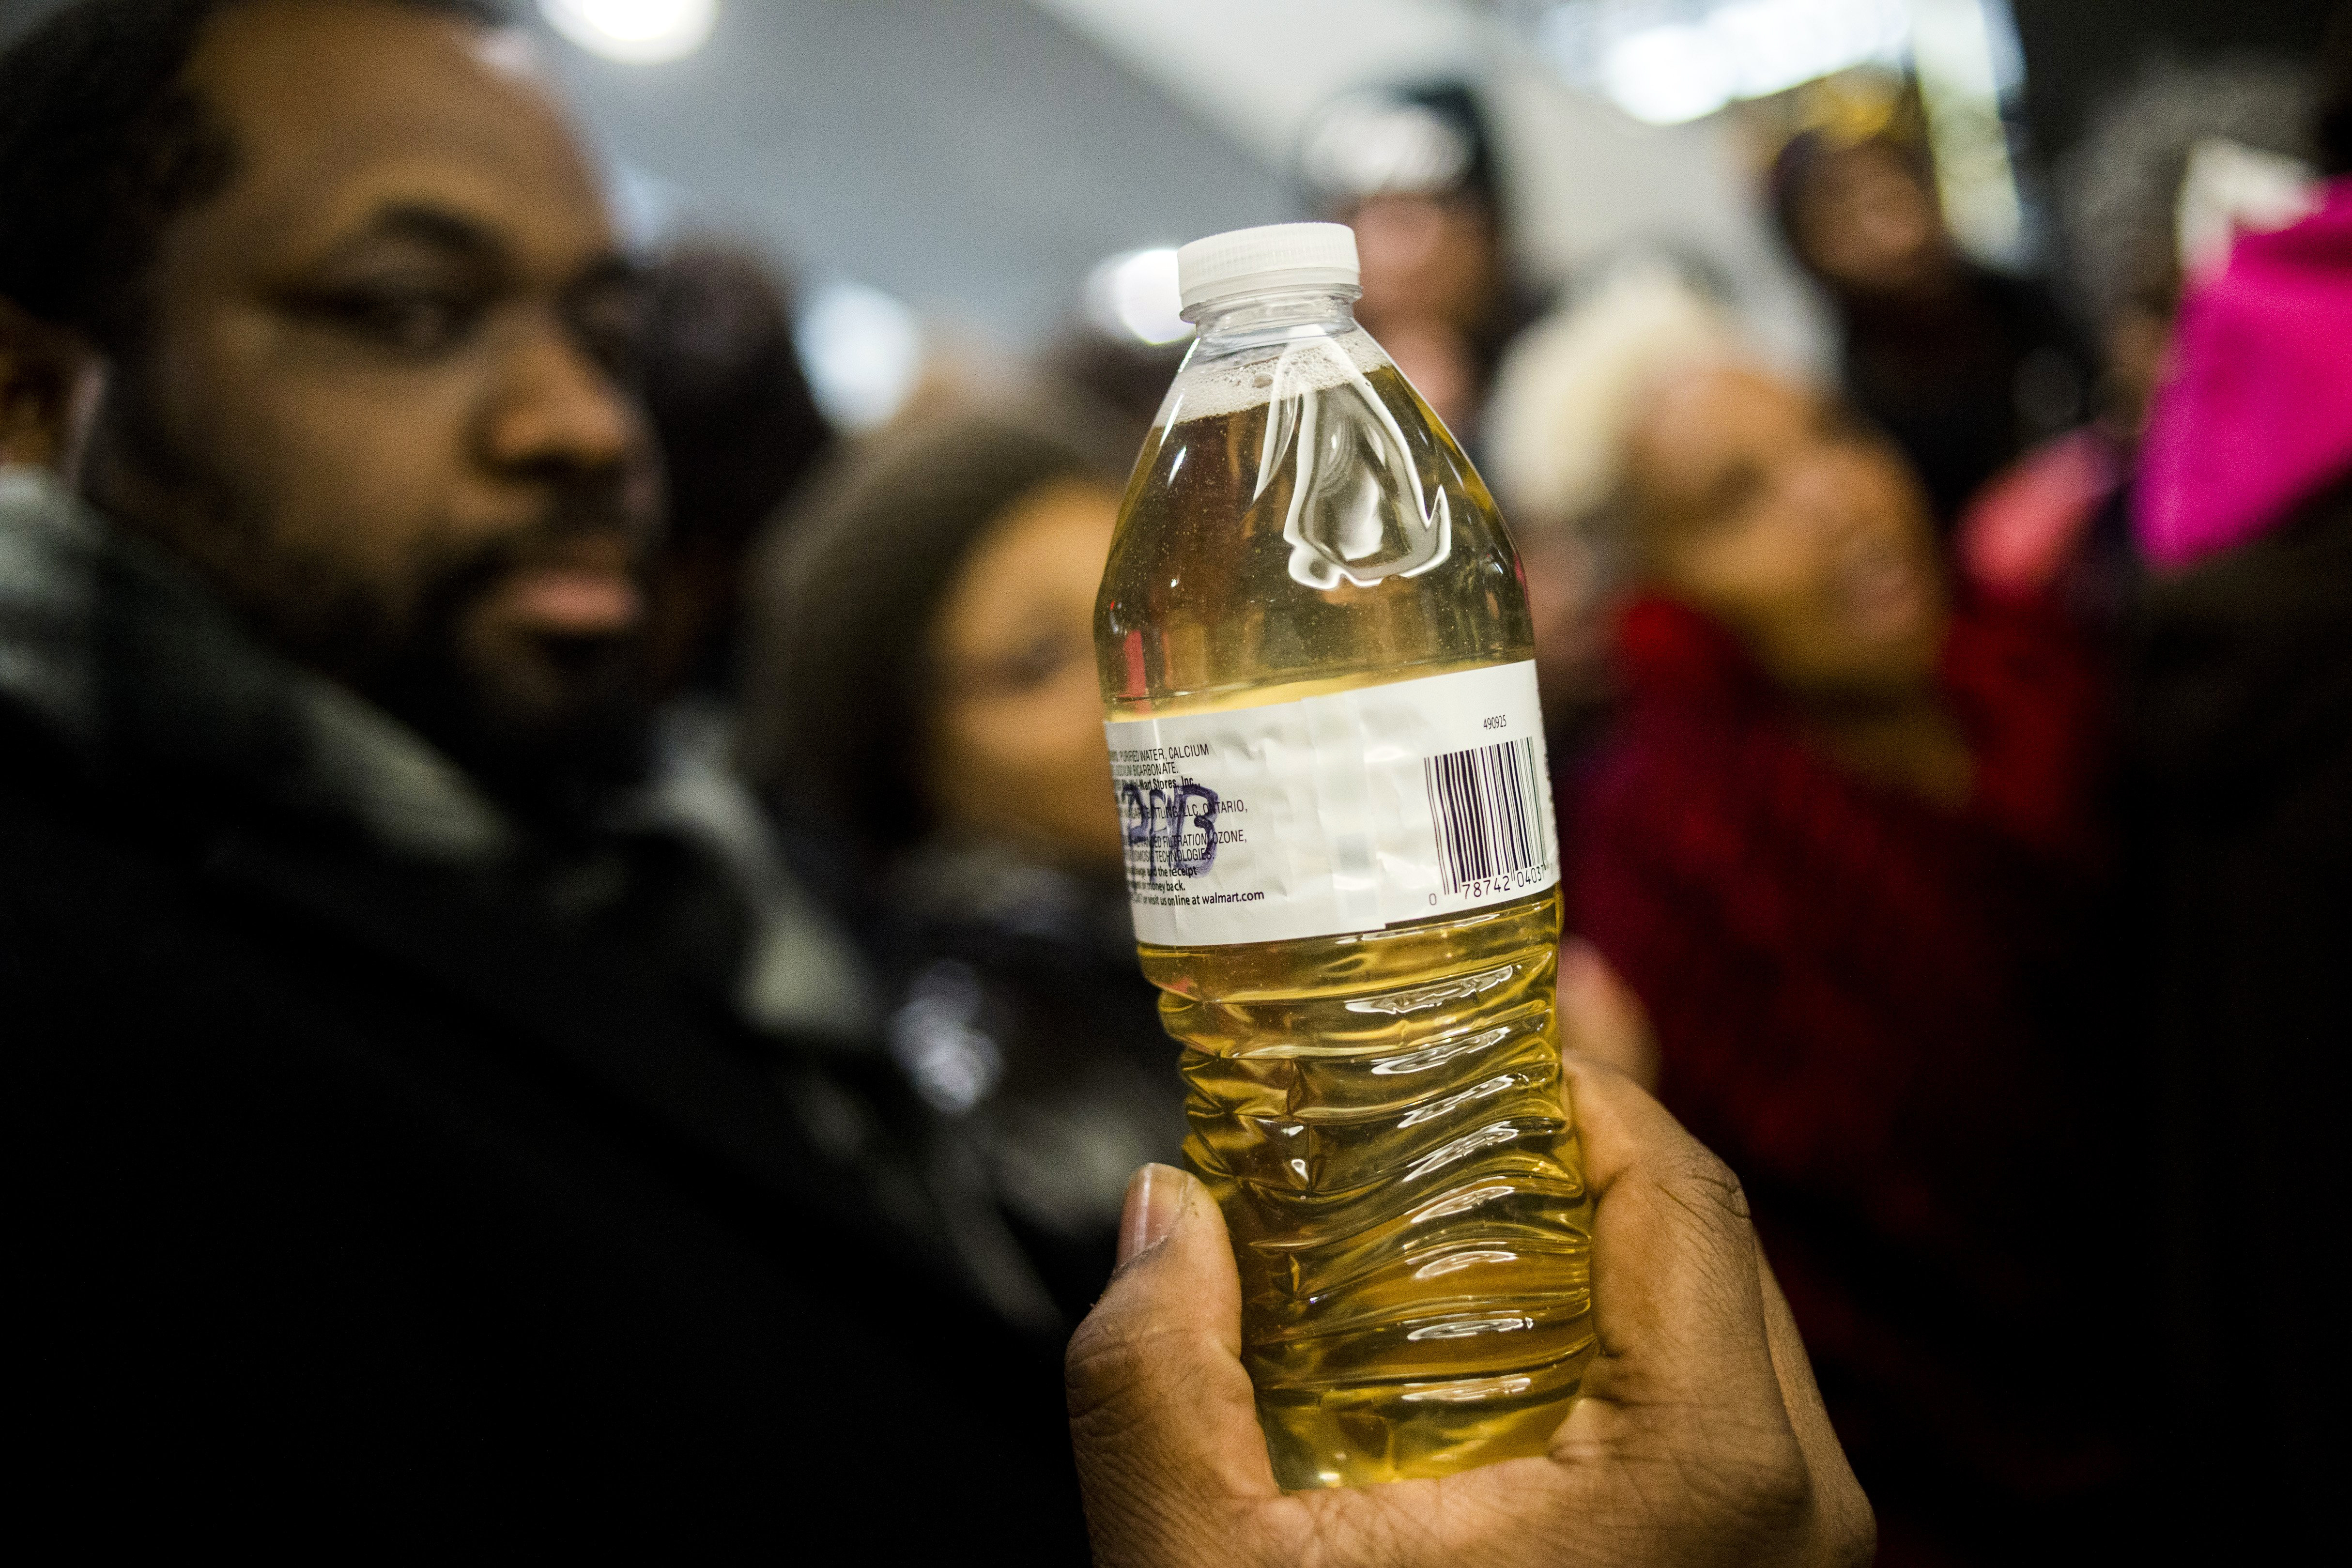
[1064,1053,1875,1568]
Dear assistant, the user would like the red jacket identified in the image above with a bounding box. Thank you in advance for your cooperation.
[1566,595,2124,1556]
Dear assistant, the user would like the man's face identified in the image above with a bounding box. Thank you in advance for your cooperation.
[83,0,658,787]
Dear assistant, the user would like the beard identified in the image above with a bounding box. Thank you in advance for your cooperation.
[83,369,658,825]
[366,529,656,822]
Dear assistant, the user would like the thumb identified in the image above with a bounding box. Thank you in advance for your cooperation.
[1066,1165,1280,1566]
[1559,939,1659,1089]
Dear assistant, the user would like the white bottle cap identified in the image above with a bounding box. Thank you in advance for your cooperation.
[1175,222,1361,316]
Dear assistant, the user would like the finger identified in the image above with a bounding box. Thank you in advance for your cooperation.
[1558,939,1660,1090]
[1550,1057,1783,1426]
[1756,1245,1875,1563]
[1066,1165,1288,1567]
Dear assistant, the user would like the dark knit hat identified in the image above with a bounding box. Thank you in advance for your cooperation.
[1298,81,1501,212]
[2323,2,2352,176]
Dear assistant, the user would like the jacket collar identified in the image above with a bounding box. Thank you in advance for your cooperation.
[0,466,511,864]
[0,467,987,1294]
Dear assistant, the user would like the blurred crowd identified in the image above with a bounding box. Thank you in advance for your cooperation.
[4,0,2348,1559]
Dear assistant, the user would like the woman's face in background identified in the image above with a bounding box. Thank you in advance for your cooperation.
[1627,364,1947,702]
[1790,141,1950,300]
[925,478,1125,872]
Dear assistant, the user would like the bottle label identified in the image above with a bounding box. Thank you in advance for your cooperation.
[1104,661,1558,947]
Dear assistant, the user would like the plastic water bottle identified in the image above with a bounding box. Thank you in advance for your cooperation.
[1094,223,1596,1490]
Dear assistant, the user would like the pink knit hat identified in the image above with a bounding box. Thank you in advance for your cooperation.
[2136,177,2352,570]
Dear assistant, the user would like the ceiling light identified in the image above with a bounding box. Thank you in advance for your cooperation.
[540,0,717,65]
[1602,25,1737,126]
[797,281,924,431]
[1085,248,1192,347]
[1543,0,1913,125]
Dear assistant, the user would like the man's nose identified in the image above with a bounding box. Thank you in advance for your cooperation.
[478,311,642,484]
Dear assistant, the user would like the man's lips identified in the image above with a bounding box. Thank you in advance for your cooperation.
[491,565,646,637]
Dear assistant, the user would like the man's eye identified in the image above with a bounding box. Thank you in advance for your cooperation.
[574,313,646,381]
[306,288,483,354]
[568,289,652,381]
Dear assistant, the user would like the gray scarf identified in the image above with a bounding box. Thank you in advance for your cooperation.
[0,466,511,863]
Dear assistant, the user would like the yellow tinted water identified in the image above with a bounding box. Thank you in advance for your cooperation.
[1100,337,1594,1488]
[1142,888,1593,1489]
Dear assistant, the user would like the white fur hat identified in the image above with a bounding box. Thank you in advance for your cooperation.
[1483,266,1743,539]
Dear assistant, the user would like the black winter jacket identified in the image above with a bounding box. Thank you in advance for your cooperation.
[0,473,1087,1555]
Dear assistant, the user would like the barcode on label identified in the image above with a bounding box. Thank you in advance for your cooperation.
[1423,737,1547,895]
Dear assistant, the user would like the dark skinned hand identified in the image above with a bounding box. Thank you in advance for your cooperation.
[1066,1055,1875,1568]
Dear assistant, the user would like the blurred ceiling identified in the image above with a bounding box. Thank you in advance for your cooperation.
[0,0,1297,347]
[1023,0,1834,368]
[5,0,2335,361]
[0,0,1818,354]
[537,0,1297,345]
[551,0,1829,361]
[1031,0,1480,165]
[0,0,1801,357]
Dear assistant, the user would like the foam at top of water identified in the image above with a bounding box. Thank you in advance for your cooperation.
[1155,327,1396,428]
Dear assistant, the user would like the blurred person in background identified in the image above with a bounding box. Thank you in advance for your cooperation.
[0,0,1086,1547]
[2122,14,2352,1549]
[2058,59,2316,469]
[1515,278,2133,1564]
[1040,323,1186,466]
[638,240,831,701]
[1484,262,1741,768]
[627,238,881,1050]
[1771,123,2091,530]
[739,404,1184,1327]
[1959,56,2317,627]
[1300,82,1536,448]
